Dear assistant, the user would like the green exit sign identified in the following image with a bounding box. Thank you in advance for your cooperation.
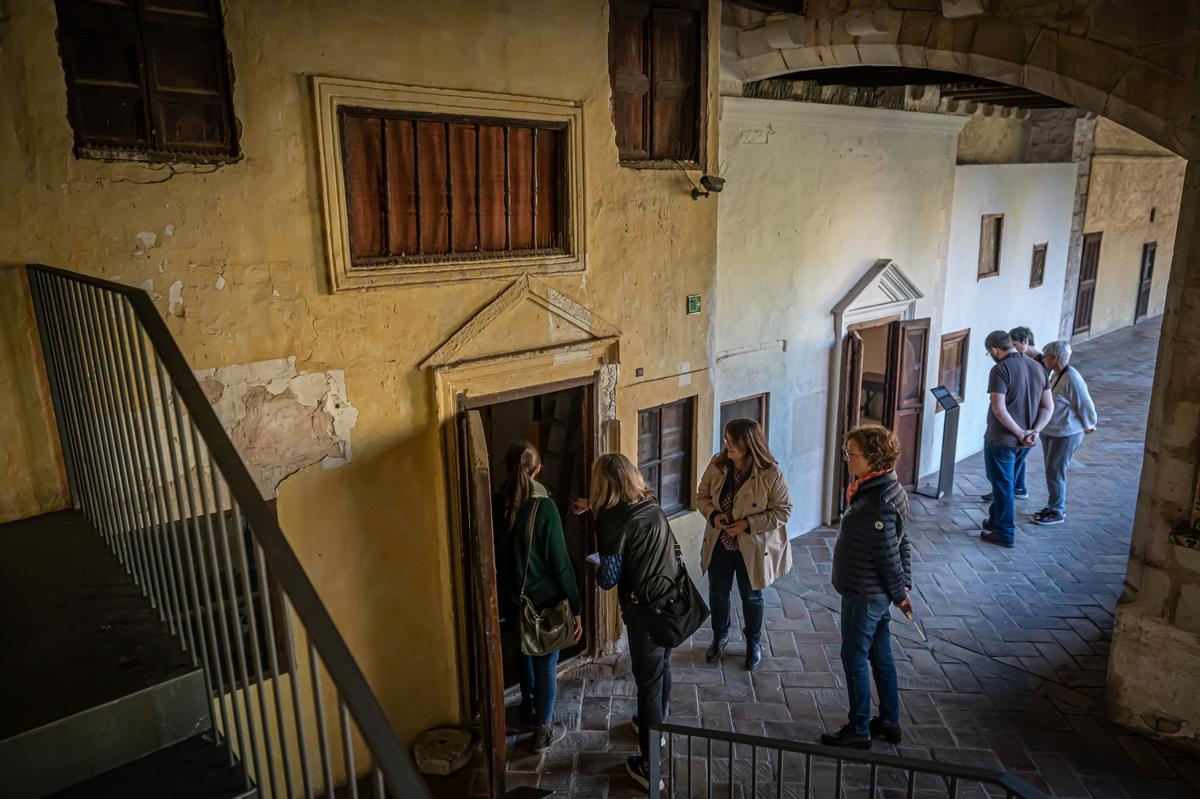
[686,295,702,315]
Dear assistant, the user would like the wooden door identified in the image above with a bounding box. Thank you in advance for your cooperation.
[885,319,930,490]
[1074,233,1102,334]
[1135,242,1156,322]
[459,410,506,797]
[833,331,864,518]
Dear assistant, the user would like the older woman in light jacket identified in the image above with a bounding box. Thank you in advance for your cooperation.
[1033,340,1097,526]
[696,418,793,671]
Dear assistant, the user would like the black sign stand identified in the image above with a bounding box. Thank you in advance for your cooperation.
[917,386,960,500]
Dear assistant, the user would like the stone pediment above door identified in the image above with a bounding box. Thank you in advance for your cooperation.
[421,274,620,370]
[832,258,924,324]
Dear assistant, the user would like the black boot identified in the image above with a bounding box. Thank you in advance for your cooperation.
[705,635,728,663]
[869,718,902,744]
[745,641,762,671]
[820,725,871,749]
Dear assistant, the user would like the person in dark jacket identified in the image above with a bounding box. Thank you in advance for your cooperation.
[572,453,678,791]
[494,443,581,753]
[821,424,912,750]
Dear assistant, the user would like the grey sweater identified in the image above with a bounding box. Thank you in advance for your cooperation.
[1043,366,1098,437]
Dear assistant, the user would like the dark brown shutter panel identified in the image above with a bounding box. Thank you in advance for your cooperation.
[449,123,480,253]
[508,127,534,250]
[343,115,385,259]
[610,1,651,161]
[141,9,236,155]
[56,1,151,150]
[650,7,699,161]
[415,120,449,254]
[478,125,508,251]
[535,128,561,249]
[384,118,418,256]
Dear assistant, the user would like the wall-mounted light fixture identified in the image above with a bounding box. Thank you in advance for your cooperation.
[691,175,726,201]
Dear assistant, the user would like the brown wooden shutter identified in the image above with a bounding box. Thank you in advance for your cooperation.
[56,1,152,151]
[56,0,238,159]
[478,125,508,251]
[610,1,651,161]
[384,118,418,256]
[1030,243,1047,288]
[343,114,385,259]
[449,124,479,253]
[650,6,700,161]
[508,127,535,250]
[415,121,449,254]
[978,214,1003,278]
[535,128,561,250]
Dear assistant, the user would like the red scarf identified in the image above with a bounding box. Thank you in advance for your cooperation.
[846,469,892,505]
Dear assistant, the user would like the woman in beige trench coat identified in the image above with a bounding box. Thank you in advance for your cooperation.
[697,418,793,670]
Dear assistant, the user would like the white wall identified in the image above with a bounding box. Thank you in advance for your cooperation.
[937,163,1078,462]
[715,97,964,534]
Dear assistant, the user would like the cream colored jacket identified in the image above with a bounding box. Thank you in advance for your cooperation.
[696,456,793,590]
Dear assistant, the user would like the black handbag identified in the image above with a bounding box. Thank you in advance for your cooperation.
[632,543,709,649]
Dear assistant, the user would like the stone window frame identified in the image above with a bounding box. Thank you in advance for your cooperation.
[313,76,587,291]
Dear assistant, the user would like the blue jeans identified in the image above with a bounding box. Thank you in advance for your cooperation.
[983,442,1030,543]
[1042,433,1084,514]
[1014,454,1027,495]
[708,543,765,646]
[840,596,899,734]
[519,650,560,726]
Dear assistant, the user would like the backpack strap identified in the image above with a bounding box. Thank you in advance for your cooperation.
[518,498,541,602]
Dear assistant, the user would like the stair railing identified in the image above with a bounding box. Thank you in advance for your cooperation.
[648,721,1052,799]
[26,264,430,799]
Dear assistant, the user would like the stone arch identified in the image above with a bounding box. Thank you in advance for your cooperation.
[723,4,1200,158]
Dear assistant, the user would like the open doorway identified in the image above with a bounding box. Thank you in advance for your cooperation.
[834,317,931,515]
[455,379,598,794]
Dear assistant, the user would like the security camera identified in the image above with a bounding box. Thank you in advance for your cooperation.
[691,174,726,200]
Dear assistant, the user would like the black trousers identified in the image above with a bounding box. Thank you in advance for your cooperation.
[708,542,765,646]
[626,611,672,760]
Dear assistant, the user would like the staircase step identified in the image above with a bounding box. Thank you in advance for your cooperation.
[0,510,213,796]
[50,733,256,799]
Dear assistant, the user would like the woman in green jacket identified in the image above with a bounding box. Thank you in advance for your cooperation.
[495,442,581,753]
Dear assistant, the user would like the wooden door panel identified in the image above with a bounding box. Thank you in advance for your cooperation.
[1136,242,1155,321]
[834,331,864,518]
[1074,232,1102,334]
[460,410,506,797]
[886,319,930,490]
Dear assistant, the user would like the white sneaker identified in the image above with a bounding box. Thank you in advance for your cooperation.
[630,715,666,748]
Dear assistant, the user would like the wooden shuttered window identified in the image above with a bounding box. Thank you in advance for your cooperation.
[937,329,970,406]
[340,110,569,265]
[638,397,695,517]
[1029,243,1048,288]
[609,0,704,165]
[55,0,238,162]
[977,214,1004,279]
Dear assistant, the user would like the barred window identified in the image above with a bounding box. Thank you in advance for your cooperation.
[340,110,569,266]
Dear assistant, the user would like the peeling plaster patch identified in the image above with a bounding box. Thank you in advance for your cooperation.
[272,288,281,297]
[193,357,358,497]
[168,280,185,317]
[215,275,226,290]
[134,231,158,256]
[164,223,176,237]
[740,124,773,145]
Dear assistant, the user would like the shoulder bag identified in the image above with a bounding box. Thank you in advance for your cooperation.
[631,540,709,649]
[518,499,577,656]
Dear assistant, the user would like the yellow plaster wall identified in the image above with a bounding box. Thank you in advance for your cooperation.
[1081,118,1186,338]
[0,0,719,741]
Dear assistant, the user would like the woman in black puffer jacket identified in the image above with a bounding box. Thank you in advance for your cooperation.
[821,424,912,751]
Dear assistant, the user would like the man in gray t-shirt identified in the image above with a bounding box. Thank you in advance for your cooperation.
[981,330,1053,547]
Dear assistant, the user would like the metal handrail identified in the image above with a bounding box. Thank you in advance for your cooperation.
[648,721,1051,798]
[25,263,430,798]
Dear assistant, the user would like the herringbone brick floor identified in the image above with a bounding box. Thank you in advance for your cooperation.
[433,318,1200,798]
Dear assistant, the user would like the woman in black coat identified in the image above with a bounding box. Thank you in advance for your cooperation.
[821,424,912,750]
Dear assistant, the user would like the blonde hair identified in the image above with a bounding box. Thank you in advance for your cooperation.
[589,453,651,512]
[501,442,541,529]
